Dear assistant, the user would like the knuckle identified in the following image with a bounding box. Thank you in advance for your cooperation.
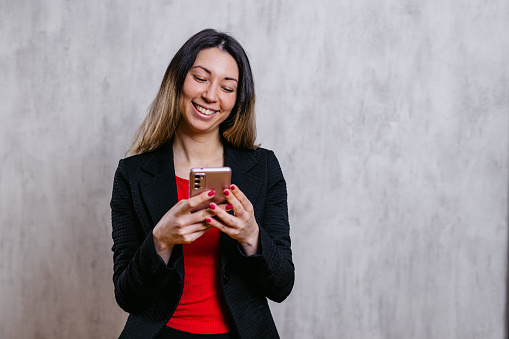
[228,215,237,225]
[187,199,198,209]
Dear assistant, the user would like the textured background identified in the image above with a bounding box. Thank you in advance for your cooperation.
[1,1,508,338]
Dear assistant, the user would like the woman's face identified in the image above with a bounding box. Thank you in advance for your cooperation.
[179,47,239,136]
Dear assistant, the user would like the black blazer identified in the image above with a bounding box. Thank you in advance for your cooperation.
[111,140,294,339]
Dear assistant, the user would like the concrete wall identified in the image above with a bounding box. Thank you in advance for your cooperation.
[1,1,508,338]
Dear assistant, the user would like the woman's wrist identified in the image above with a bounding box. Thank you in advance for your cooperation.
[153,227,173,264]
[239,226,260,256]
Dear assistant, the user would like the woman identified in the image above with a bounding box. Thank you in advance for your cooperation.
[111,29,294,339]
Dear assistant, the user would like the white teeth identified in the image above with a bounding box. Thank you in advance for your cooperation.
[194,103,215,115]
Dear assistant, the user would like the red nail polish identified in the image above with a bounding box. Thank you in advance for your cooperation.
[208,190,215,196]
[226,204,233,210]
[230,185,235,190]
[209,203,215,210]
[206,218,212,223]
[223,189,230,196]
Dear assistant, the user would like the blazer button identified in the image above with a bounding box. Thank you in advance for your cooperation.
[222,273,229,284]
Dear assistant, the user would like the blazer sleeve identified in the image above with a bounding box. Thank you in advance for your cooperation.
[110,159,181,314]
[240,150,295,303]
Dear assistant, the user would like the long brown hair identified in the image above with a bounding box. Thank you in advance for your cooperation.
[129,29,257,155]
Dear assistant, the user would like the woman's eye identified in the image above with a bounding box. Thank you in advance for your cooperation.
[222,87,234,93]
[193,75,206,82]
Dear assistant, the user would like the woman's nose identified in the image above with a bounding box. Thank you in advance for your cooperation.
[202,84,218,103]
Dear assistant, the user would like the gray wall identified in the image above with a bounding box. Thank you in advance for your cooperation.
[1,1,508,338]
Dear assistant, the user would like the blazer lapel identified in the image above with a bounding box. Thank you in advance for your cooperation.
[138,141,179,230]
[223,143,262,208]
[221,142,263,268]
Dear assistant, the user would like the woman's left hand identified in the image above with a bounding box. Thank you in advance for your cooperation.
[206,184,260,256]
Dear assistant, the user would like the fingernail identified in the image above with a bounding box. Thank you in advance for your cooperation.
[230,185,235,190]
[209,203,215,210]
[205,218,212,223]
[226,204,233,210]
[223,189,230,196]
[208,190,215,196]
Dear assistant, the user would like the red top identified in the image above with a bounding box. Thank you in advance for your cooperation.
[166,176,232,334]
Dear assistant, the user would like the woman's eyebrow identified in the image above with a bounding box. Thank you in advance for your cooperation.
[191,65,238,82]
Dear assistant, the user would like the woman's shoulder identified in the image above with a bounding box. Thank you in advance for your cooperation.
[119,149,156,168]
[224,142,282,171]
[117,141,172,174]
[251,146,279,163]
[225,142,269,158]
[122,148,157,162]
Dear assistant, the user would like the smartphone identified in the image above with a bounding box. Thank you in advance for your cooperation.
[189,167,231,212]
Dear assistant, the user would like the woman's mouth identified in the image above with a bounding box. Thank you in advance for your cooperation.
[192,102,217,116]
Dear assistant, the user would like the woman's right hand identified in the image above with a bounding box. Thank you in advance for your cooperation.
[152,190,216,263]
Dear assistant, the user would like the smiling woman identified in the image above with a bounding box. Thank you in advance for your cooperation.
[110,29,294,339]
[178,48,239,137]
[128,29,256,156]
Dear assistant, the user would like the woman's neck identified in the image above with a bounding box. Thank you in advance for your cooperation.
[172,129,225,178]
